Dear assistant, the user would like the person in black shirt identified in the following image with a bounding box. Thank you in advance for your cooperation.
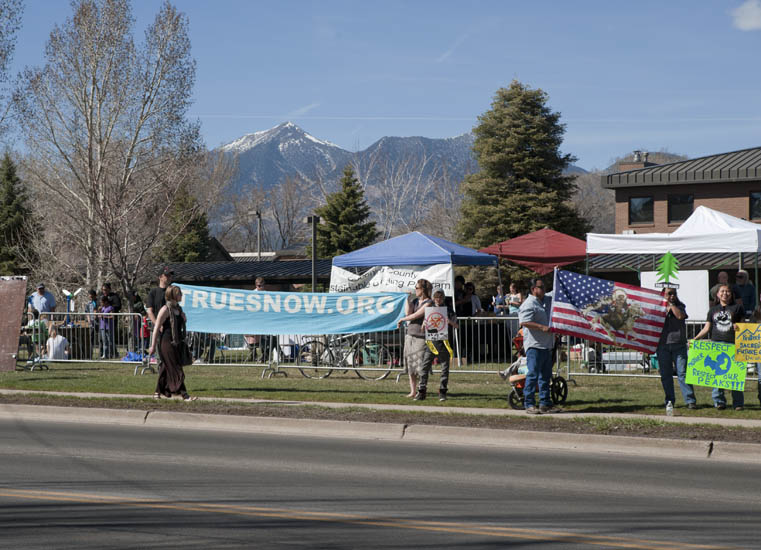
[146,267,173,327]
[656,288,696,409]
[693,284,745,410]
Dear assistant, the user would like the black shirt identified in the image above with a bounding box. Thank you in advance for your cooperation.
[146,286,167,319]
[659,302,687,346]
[707,303,744,343]
[106,291,121,312]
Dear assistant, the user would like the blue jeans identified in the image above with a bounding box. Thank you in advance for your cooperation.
[712,387,744,408]
[525,347,553,409]
[656,343,695,405]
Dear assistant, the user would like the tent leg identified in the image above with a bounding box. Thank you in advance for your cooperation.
[585,253,589,275]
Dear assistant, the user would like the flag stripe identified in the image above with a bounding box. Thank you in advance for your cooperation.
[550,269,668,354]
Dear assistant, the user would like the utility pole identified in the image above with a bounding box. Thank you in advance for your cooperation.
[255,209,262,261]
[304,215,320,291]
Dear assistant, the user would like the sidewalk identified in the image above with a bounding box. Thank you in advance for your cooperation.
[3,388,761,429]
[2,388,761,464]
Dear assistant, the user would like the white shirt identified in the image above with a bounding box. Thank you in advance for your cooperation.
[46,335,69,360]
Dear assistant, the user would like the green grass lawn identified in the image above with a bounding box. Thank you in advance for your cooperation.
[2,360,760,419]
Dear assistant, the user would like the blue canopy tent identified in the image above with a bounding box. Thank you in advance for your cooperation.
[332,232,498,268]
[333,233,500,368]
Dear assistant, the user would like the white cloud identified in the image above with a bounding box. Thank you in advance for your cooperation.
[731,0,761,31]
[436,33,469,63]
[286,102,321,117]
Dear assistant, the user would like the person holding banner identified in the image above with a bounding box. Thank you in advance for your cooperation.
[398,279,433,400]
[693,284,745,410]
[419,289,458,401]
[656,288,696,410]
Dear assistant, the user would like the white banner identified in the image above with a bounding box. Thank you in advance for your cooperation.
[330,264,454,296]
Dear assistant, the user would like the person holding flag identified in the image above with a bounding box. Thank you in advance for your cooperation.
[518,278,561,414]
[656,287,696,410]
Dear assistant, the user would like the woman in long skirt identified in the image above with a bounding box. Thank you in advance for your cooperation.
[148,285,196,401]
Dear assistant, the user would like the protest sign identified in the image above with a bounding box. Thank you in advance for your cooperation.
[686,340,747,391]
[734,323,761,362]
[424,306,448,341]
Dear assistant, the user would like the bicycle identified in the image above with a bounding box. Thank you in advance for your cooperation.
[297,334,397,381]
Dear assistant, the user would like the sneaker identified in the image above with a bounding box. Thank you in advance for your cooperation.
[734,406,744,411]
[413,391,426,401]
[686,403,697,410]
[539,405,563,414]
[716,404,726,410]
[525,406,541,415]
[438,393,447,402]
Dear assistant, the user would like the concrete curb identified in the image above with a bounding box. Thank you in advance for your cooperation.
[403,424,714,459]
[0,403,147,425]
[145,411,406,441]
[2,404,760,463]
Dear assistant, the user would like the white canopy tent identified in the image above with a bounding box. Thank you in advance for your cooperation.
[587,206,761,254]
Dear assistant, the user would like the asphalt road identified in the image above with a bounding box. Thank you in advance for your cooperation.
[0,417,759,549]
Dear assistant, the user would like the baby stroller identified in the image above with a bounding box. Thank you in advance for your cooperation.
[506,331,568,410]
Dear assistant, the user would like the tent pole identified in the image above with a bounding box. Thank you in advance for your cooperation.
[585,253,589,275]
[756,253,759,295]
[450,263,461,368]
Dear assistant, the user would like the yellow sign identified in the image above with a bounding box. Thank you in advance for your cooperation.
[735,323,761,362]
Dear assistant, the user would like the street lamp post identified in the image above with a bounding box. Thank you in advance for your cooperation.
[304,215,320,291]
[255,209,262,261]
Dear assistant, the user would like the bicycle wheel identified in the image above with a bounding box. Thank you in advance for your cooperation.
[353,342,394,381]
[508,389,523,410]
[297,340,333,379]
[551,376,568,404]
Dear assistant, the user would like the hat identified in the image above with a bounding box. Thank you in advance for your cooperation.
[159,266,174,277]
[36,283,45,289]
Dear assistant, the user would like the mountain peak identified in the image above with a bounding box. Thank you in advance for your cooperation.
[221,121,340,153]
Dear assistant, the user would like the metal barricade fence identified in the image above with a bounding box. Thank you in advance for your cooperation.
[561,320,710,380]
[186,315,520,378]
[17,312,145,369]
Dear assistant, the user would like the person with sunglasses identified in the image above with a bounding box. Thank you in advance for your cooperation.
[732,270,756,319]
[656,287,696,410]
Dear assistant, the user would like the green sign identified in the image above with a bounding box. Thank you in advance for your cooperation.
[686,340,747,391]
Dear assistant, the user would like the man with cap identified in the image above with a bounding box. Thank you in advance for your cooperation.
[28,283,56,315]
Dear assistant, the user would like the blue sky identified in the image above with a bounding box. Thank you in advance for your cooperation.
[9,0,761,170]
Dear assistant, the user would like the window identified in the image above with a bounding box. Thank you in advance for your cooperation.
[628,196,653,225]
[751,192,761,220]
[667,194,693,223]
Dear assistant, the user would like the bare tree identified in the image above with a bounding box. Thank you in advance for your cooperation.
[266,176,312,249]
[14,0,200,297]
[0,0,22,135]
[570,171,615,234]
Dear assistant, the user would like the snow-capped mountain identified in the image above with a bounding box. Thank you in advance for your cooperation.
[219,122,585,192]
[220,122,353,190]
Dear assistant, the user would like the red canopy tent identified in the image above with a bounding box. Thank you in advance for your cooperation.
[479,228,588,275]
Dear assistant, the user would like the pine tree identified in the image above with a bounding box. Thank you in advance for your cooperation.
[0,153,35,274]
[459,80,590,250]
[314,165,379,258]
[158,186,211,263]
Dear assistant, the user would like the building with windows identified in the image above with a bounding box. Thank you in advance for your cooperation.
[602,147,761,234]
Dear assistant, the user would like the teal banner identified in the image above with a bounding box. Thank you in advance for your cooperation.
[177,284,407,335]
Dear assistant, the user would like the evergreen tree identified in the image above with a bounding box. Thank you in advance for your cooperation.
[158,186,211,263]
[0,153,34,274]
[314,165,379,258]
[459,80,590,250]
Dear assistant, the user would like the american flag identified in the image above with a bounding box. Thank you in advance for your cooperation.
[550,269,668,354]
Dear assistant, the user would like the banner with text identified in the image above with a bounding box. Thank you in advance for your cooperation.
[329,264,454,296]
[686,340,747,391]
[734,323,761,362]
[177,284,406,335]
[424,306,449,341]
